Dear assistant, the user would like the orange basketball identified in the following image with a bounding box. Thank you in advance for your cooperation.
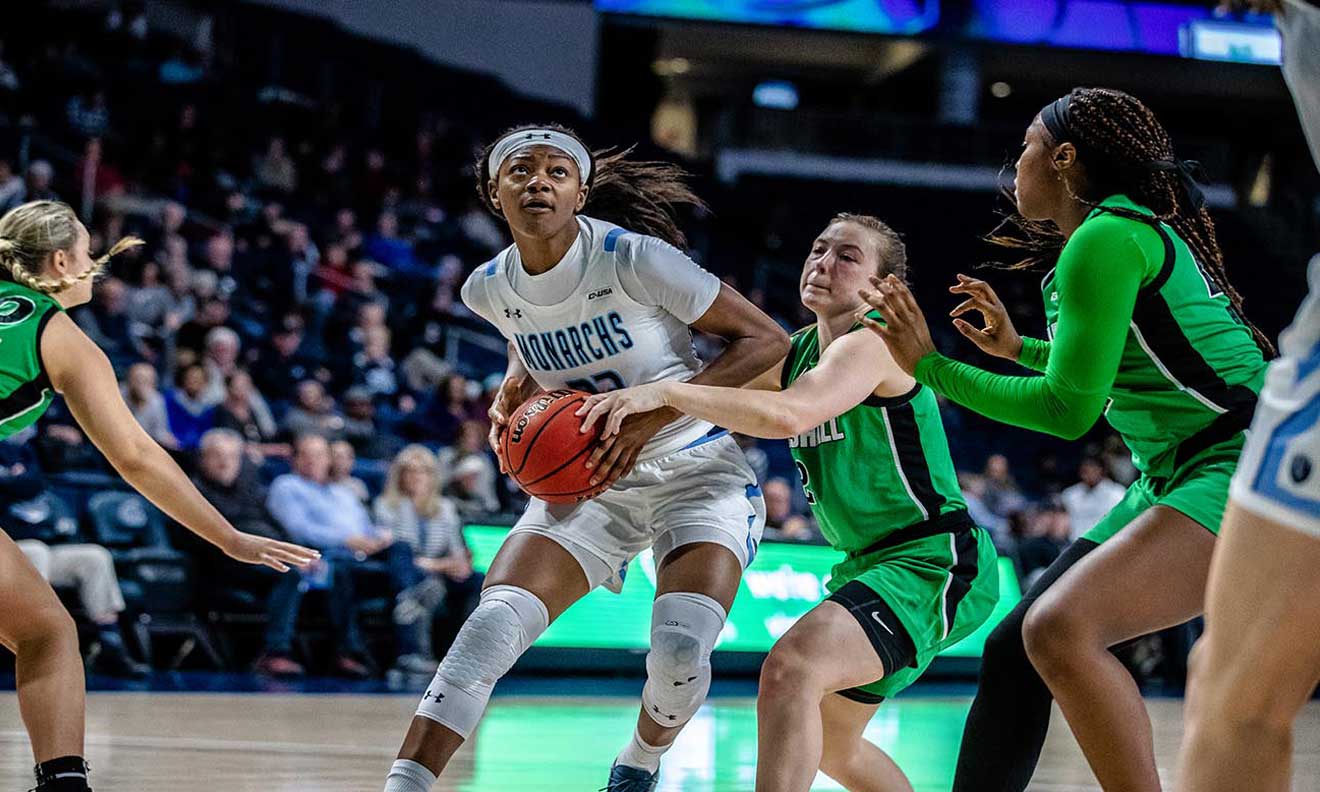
[500,389,610,504]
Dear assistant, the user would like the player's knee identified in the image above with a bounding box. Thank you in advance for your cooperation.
[820,742,875,788]
[758,641,818,698]
[13,599,77,657]
[981,605,1028,669]
[641,592,725,727]
[1022,597,1088,672]
[646,628,704,686]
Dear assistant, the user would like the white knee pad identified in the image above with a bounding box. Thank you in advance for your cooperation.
[641,591,727,728]
[415,584,549,739]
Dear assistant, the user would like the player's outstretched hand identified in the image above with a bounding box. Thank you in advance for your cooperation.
[576,382,670,439]
[223,531,321,573]
[857,274,937,375]
[948,273,1023,361]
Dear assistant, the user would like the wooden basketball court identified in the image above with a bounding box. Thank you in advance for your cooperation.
[2,691,1318,790]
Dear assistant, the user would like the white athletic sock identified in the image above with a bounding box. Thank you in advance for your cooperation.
[384,759,437,792]
[614,728,670,774]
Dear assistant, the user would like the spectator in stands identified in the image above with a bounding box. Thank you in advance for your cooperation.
[0,158,23,214]
[342,386,401,460]
[192,429,305,676]
[163,363,215,451]
[23,160,57,203]
[254,137,298,194]
[761,477,820,543]
[352,325,398,402]
[374,445,481,674]
[1009,500,1070,589]
[253,313,325,404]
[282,379,345,440]
[0,436,147,677]
[437,419,497,509]
[446,455,499,521]
[364,209,429,281]
[405,373,480,445]
[1060,457,1126,542]
[959,471,1008,544]
[266,434,413,677]
[122,362,177,449]
[981,453,1027,519]
[200,327,276,428]
[66,90,110,139]
[0,40,18,98]
[74,276,139,371]
[212,369,288,460]
[175,296,230,359]
[329,439,369,504]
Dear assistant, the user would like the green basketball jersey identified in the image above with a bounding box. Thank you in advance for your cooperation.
[781,317,967,555]
[0,280,62,438]
[1041,195,1266,476]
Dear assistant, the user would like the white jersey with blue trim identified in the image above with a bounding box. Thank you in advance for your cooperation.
[461,215,721,460]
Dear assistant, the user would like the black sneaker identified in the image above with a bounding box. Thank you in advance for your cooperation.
[602,763,659,792]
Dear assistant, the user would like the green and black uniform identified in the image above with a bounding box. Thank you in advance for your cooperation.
[782,315,999,701]
[0,280,62,440]
[917,194,1267,540]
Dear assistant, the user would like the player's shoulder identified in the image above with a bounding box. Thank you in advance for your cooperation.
[460,244,516,305]
[580,215,686,263]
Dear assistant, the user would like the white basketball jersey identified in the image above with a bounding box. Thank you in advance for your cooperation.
[461,215,720,459]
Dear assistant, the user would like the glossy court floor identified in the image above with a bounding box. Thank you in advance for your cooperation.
[3,681,1319,791]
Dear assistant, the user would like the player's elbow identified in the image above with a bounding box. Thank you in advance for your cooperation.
[1052,410,1101,441]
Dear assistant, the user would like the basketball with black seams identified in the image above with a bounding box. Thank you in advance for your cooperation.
[501,389,610,504]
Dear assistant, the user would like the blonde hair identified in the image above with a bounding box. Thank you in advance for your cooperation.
[0,200,143,294]
[381,444,443,519]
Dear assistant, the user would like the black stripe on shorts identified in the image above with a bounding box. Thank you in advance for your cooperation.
[827,579,918,703]
[943,528,980,639]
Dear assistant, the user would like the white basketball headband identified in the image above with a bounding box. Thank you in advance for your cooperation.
[487,129,592,182]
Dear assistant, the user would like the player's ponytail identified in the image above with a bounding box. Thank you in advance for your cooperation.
[476,123,705,249]
[0,200,142,294]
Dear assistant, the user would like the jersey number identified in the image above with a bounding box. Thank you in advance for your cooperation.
[794,460,817,505]
[567,370,626,394]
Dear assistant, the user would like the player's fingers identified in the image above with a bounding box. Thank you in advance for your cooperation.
[604,403,634,438]
[578,398,610,432]
[586,435,616,470]
[590,440,629,487]
[606,447,643,487]
[272,543,319,565]
[261,554,291,573]
[575,394,604,416]
[949,298,983,318]
[953,317,989,341]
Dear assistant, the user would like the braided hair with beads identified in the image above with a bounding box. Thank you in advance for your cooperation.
[989,87,1275,357]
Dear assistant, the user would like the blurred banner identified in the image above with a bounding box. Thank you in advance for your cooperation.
[465,524,1022,658]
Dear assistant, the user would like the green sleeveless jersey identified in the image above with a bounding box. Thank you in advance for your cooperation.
[0,280,62,438]
[1039,195,1266,475]
[781,317,967,555]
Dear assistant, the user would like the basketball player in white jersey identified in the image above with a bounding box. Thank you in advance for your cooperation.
[1177,2,1320,790]
[383,125,788,792]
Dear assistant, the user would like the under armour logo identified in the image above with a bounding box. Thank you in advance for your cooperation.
[672,676,697,686]
[422,690,446,703]
[871,611,895,635]
[504,308,523,319]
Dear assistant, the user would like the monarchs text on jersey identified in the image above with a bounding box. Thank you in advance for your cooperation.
[461,216,722,459]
